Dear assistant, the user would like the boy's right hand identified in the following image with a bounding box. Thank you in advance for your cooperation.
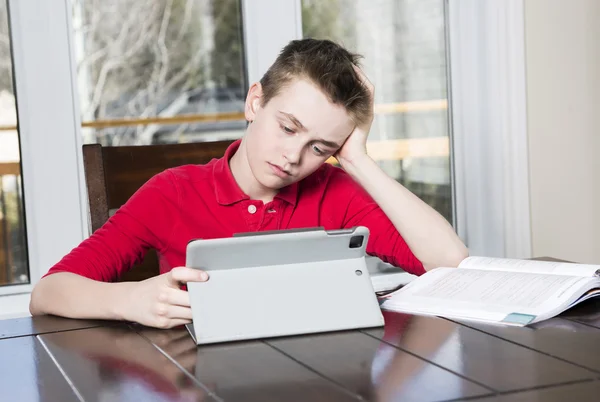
[122,267,209,329]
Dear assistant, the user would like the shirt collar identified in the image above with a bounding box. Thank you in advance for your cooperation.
[212,139,298,206]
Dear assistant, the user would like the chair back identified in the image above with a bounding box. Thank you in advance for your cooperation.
[82,140,234,281]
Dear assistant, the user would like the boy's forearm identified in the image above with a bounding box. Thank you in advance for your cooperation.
[343,154,468,271]
[29,272,132,321]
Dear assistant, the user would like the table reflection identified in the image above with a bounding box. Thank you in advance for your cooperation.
[39,325,209,402]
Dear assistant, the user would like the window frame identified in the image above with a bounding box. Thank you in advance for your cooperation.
[1,0,88,308]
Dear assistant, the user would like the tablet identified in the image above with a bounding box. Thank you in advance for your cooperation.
[185,226,384,345]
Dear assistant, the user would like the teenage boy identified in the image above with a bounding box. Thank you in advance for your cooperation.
[30,39,467,329]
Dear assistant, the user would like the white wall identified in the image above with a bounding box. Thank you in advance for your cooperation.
[524,0,600,264]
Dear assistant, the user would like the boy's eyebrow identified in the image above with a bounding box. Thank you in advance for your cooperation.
[278,111,306,130]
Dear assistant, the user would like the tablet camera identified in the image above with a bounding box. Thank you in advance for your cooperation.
[349,235,364,249]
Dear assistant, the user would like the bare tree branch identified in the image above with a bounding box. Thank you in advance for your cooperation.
[136,44,212,144]
[73,0,245,145]
[86,3,158,117]
[176,0,195,42]
[145,0,173,119]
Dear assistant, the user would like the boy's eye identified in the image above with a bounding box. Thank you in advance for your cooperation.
[281,125,295,134]
[312,144,325,155]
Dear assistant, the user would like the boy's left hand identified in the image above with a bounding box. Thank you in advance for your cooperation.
[335,66,375,168]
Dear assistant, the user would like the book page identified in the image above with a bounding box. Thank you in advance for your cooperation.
[571,288,600,305]
[385,268,592,311]
[458,257,600,277]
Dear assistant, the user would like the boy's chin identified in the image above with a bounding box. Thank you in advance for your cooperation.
[257,174,292,190]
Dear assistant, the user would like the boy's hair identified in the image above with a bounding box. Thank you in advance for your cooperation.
[259,38,371,126]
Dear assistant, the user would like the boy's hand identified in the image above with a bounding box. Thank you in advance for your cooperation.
[122,267,209,329]
[335,66,375,168]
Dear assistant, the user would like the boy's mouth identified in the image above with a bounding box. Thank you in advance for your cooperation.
[268,162,291,178]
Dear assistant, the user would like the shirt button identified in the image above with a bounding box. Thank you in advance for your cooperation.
[247,205,257,214]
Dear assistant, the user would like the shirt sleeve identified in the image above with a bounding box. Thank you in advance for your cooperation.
[43,169,181,282]
[327,167,426,276]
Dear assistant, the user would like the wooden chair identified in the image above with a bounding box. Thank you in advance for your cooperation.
[82,140,235,282]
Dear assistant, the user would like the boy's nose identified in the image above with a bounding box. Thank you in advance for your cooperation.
[283,143,302,165]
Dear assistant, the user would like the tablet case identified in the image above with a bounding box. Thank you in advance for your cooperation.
[185,226,384,344]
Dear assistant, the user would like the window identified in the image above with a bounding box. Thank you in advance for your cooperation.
[71,0,247,146]
[302,0,453,224]
[0,0,530,318]
[0,0,29,287]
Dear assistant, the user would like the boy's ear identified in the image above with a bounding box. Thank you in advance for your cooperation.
[245,82,263,122]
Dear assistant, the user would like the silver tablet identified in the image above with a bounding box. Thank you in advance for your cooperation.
[185,226,384,345]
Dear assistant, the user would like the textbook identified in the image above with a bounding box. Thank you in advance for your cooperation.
[379,257,600,326]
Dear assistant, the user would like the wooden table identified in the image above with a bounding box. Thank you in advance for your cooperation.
[1,299,600,402]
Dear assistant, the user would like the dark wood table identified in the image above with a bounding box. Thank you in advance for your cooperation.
[2,298,600,402]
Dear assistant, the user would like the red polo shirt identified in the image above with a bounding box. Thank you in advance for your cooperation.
[45,140,424,281]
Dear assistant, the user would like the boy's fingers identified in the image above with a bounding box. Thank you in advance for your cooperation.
[168,266,209,285]
[164,318,192,329]
[163,288,192,307]
[164,305,193,321]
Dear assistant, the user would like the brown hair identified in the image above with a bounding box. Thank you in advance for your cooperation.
[259,38,371,125]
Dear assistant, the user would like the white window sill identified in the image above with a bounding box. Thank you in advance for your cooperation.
[0,293,32,320]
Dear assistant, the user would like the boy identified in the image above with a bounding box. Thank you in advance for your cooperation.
[30,39,467,329]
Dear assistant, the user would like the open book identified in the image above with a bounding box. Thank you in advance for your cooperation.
[379,257,600,326]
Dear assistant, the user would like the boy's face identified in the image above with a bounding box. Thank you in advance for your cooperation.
[243,78,355,190]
